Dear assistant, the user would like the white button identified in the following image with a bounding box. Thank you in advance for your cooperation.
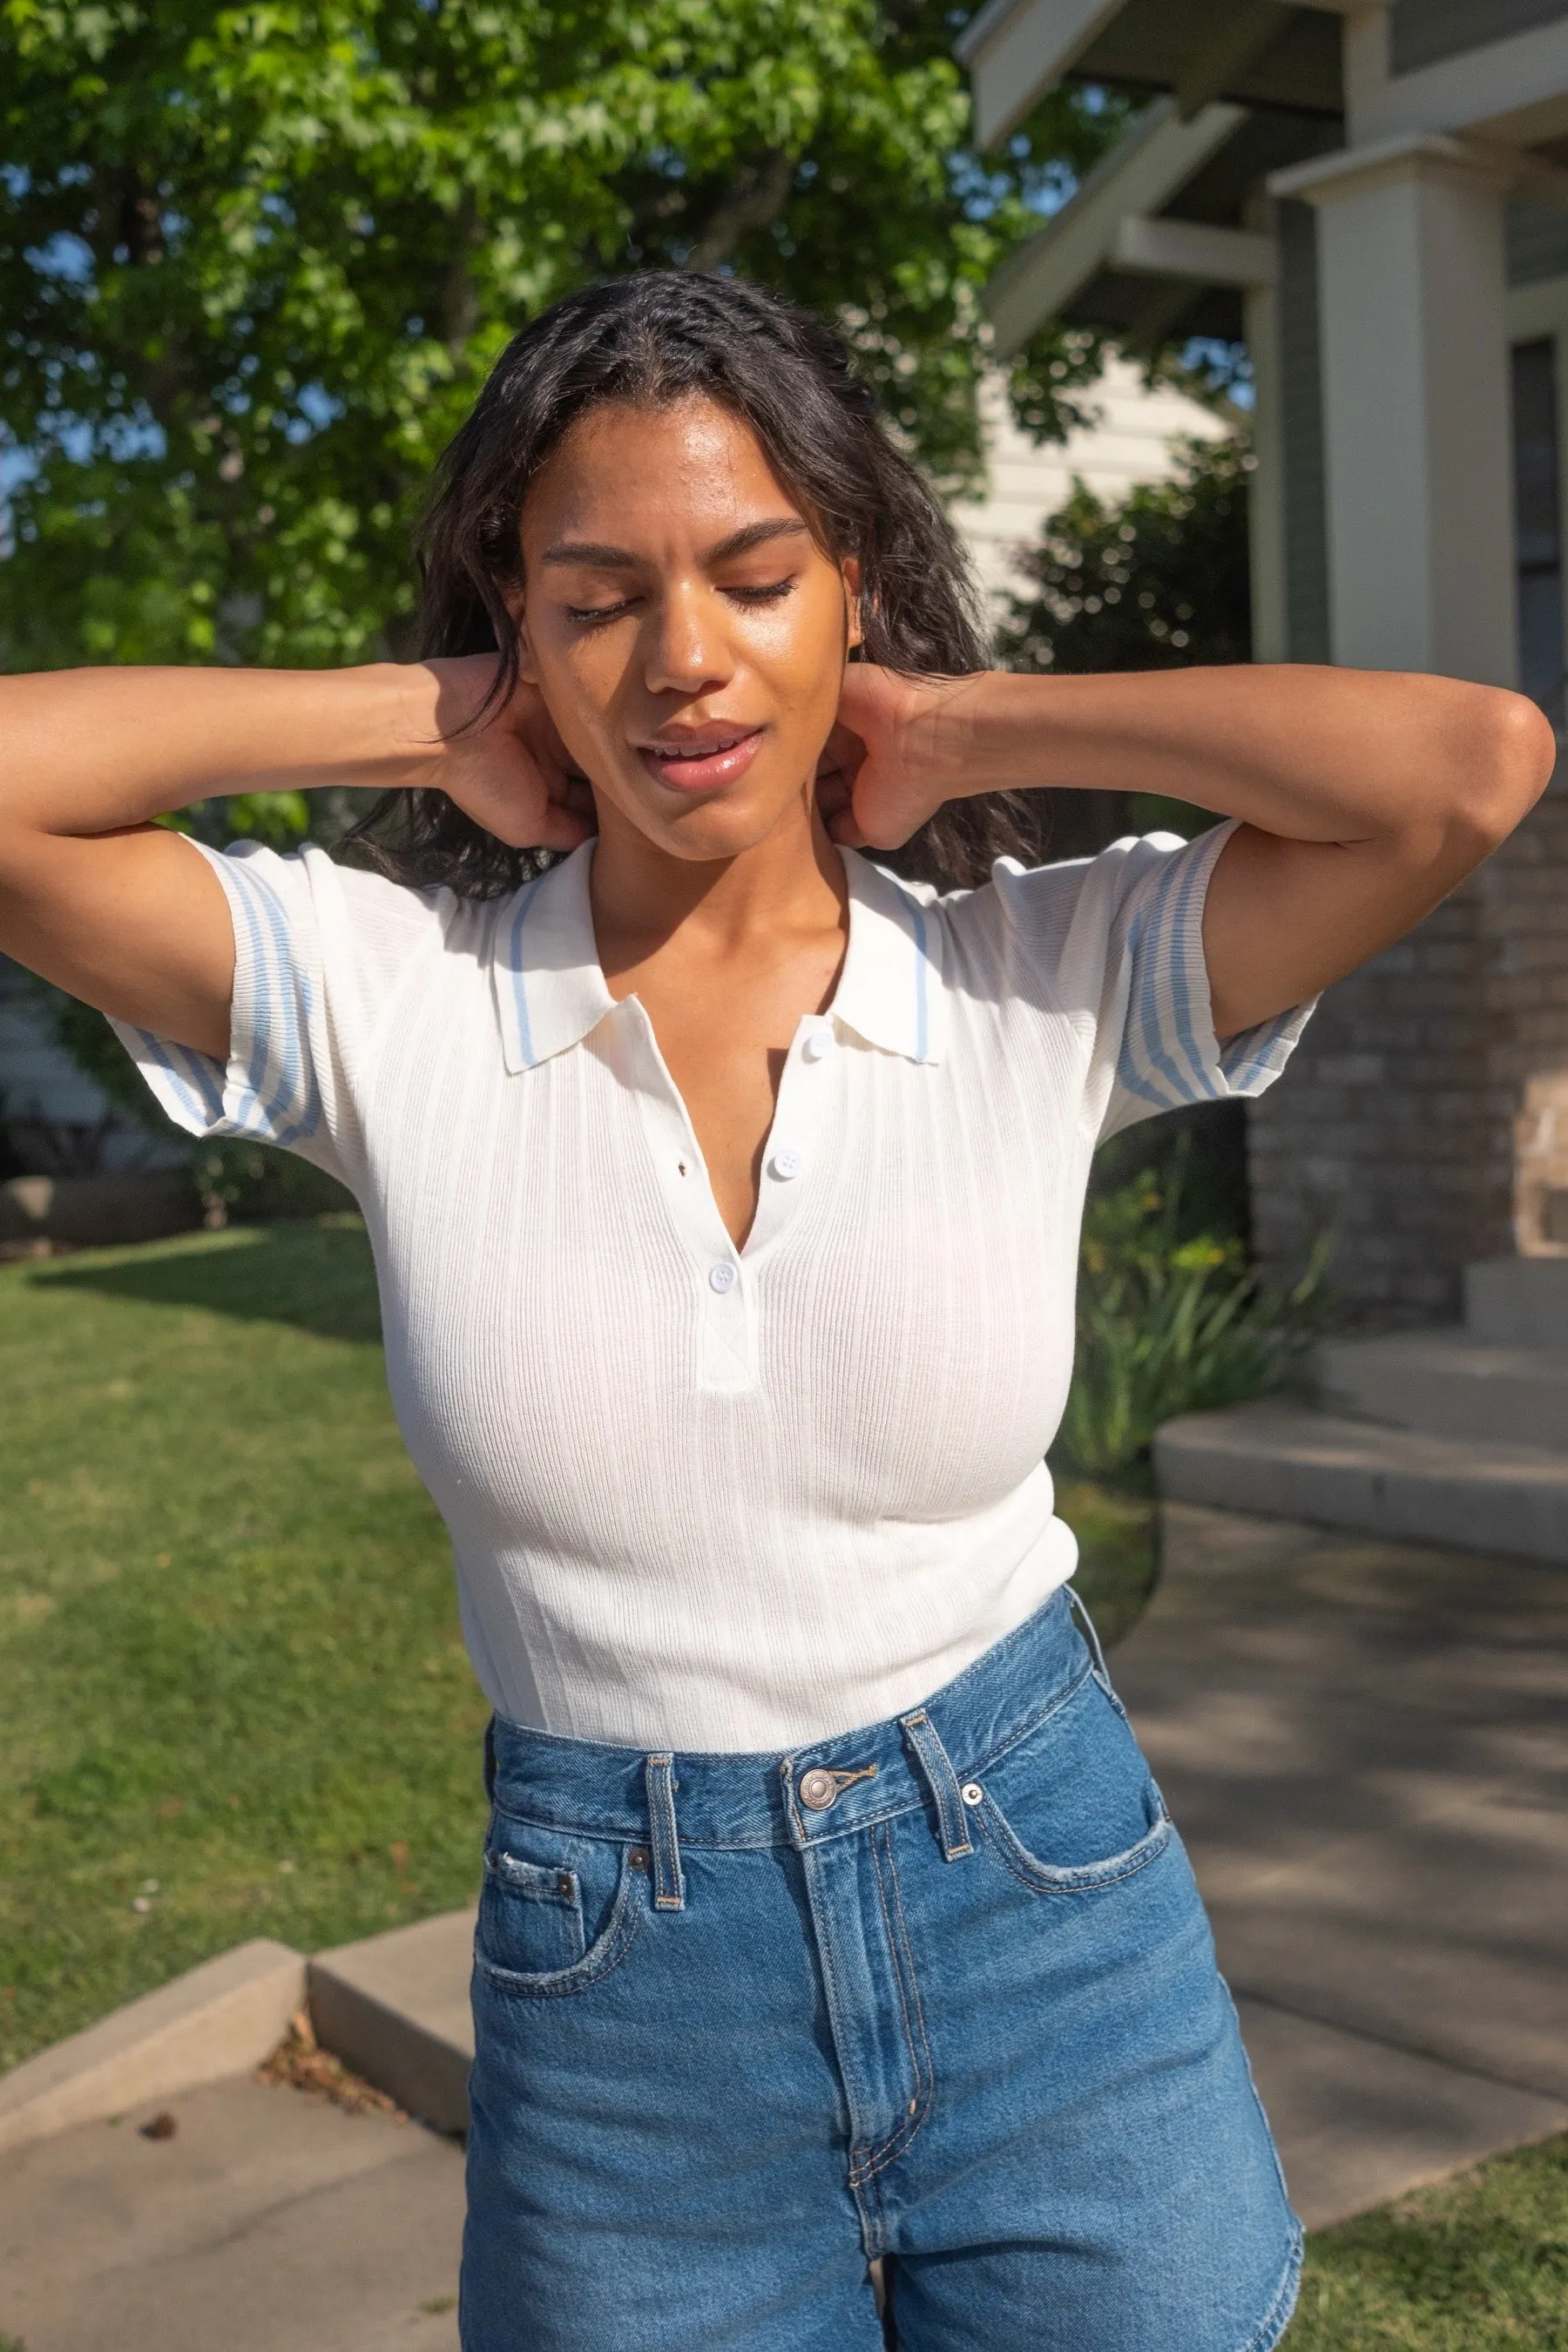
[801,1026,832,1064]
[962,1782,984,1807]
[770,1148,803,1181]
[708,1261,738,1294]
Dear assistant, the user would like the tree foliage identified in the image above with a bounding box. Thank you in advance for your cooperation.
[998,429,1253,678]
[0,0,1132,679]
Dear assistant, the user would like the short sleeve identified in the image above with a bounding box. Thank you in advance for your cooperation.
[991,821,1316,1145]
[109,837,368,1186]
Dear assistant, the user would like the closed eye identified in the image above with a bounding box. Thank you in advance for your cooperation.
[562,578,797,627]
[727,578,796,606]
[564,598,637,624]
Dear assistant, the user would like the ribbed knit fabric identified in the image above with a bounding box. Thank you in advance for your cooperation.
[114,822,1312,1751]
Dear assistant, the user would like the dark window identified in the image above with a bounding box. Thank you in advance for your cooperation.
[1511,337,1564,710]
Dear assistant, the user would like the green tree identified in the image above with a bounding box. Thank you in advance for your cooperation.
[997,427,1252,862]
[0,0,1131,692]
[999,428,1253,678]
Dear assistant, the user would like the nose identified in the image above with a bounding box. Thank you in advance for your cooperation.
[643,581,731,700]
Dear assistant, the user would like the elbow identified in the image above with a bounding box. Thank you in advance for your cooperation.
[1446,686,1557,853]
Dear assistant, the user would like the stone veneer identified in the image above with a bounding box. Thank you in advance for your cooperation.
[1247,769,1568,1322]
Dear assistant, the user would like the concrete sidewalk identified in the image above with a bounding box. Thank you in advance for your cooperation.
[0,2074,464,2352]
[1115,1501,1568,2222]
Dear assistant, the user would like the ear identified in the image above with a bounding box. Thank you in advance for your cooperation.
[841,556,863,652]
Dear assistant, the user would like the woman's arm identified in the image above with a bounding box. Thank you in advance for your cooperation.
[0,659,587,1059]
[828,662,1557,1038]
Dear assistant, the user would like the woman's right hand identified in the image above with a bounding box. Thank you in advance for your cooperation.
[421,658,596,855]
[0,653,598,1065]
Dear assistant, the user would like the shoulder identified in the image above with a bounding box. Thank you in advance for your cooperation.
[923,827,1191,944]
[930,827,1232,1016]
[199,837,495,973]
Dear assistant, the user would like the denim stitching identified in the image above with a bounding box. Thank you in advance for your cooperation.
[644,1753,685,1911]
[801,1842,871,2171]
[1236,2221,1304,2352]
[955,1657,1099,1790]
[898,1711,973,1860]
[849,1836,922,2179]
[881,1821,935,2112]
[480,1663,1101,1855]
[848,1824,935,2186]
[473,1860,643,1999]
[974,1801,1172,1896]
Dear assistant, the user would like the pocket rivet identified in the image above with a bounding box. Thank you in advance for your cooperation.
[557,1873,573,1898]
[961,1782,983,1807]
[628,1847,649,1869]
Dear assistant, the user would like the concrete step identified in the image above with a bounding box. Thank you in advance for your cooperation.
[0,2074,463,2352]
[1155,1399,1568,1563]
[308,1908,476,2137]
[1317,1329,1568,1450]
[1466,1255,1568,1348]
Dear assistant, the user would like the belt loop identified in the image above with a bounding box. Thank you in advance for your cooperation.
[643,1753,686,1911]
[483,1716,497,1803]
[1068,1585,1125,1715]
[898,1708,974,1862]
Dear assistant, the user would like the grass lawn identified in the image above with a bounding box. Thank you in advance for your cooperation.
[3,1223,1566,2351]
[0,1219,490,2073]
[1287,2136,1568,2348]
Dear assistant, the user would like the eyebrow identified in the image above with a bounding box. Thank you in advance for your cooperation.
[539,517,813,570]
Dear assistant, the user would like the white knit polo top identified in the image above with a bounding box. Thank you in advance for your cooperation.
[116,822,1311,1751]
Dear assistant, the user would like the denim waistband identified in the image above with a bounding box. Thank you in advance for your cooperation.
[484,1586,1105,1857]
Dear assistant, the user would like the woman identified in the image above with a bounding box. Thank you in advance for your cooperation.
[0,273,1551,2351]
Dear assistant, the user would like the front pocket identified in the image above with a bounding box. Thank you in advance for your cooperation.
[964,1669,1172,1895]
[475,1815,644,1997]
[974,1790,1170,1892]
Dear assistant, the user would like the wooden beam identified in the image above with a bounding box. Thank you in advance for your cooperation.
[1176,2,1298,122]
[983,98,1247,357]
[1112,214,1278,286]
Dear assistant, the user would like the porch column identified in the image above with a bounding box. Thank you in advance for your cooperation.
[1271,133,1517,686]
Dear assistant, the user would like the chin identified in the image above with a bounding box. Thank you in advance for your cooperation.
[637,788,803,864]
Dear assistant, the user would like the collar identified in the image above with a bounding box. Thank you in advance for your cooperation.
[490,841,616,1073]
[832,847,947,1064]
[491,839,946,1075]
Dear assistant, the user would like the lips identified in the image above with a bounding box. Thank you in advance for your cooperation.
[637,725,765,794]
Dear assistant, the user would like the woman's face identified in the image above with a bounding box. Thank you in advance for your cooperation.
[515,395,861,864]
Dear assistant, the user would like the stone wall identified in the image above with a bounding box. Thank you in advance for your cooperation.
[1248,775,1568,1322]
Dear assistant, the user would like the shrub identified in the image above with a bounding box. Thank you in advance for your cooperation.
[1054,1143,1328,1485]
[999,431,1254,678]
[191,1142,355,1229]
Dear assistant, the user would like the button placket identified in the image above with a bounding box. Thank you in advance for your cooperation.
[611,1003,758,1393]
[738,1017,835,1258]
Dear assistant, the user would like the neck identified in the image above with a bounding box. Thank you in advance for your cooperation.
[588,791,848,972]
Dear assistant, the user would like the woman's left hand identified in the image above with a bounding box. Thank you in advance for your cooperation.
[816,665,976,849]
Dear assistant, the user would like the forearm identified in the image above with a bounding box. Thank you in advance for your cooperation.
[0,660,443,840]
[925,664,1551,855]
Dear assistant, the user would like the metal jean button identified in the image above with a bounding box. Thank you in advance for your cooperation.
[798,1767,838,1812]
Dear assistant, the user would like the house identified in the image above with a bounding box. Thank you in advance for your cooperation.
[949,356,1227,611]
[0,961,120,1169]
[957,0,1568,1318]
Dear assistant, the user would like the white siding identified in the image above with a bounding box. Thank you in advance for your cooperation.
[0,960,108,1125]
[950,359,1231,615]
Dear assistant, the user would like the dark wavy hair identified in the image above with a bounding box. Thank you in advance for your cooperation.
[348,270,1042,896]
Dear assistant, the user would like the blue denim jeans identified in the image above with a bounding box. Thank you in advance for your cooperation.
[461,1589,1301,2350]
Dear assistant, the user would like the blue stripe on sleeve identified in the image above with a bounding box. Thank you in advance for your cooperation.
[1113,829,1309,1116]
[226,855,323,1143]
[130,1029,228,1129]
